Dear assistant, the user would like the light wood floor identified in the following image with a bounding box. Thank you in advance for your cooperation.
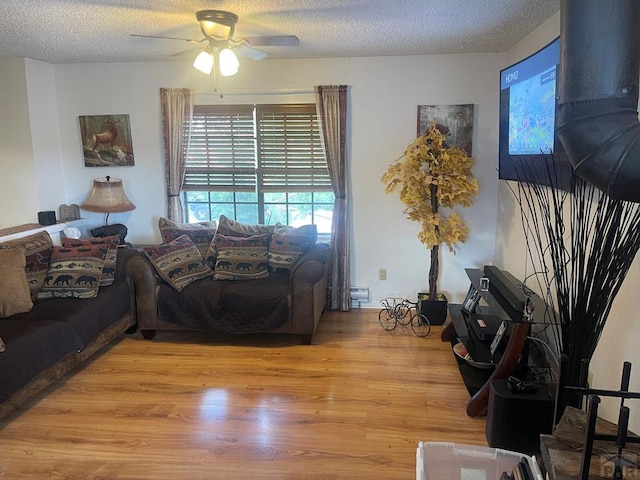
[0,310,486,479]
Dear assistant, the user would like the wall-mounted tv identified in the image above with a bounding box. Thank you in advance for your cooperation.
[498,37,574,191]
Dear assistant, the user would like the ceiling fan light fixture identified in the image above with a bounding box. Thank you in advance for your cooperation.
[193,50,214,75]
[196,10,238,40]
[219,48,239,77]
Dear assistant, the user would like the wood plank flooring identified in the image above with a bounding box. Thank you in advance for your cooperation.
[0,310,486,479]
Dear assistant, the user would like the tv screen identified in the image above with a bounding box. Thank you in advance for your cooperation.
[498,37,574,191]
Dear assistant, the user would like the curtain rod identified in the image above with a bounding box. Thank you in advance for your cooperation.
[193,88,314,96]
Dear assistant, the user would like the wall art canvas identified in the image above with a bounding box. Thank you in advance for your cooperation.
[417,104,474,156]
[79,114,135,167]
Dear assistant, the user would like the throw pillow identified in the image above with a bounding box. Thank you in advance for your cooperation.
[268,224,318,274]
[143,234,211,292]
[0,337,5,353]
[0,231,53,298]
[213,233,270,281]
[158,217,217,267]
[37,245,108,300]
[62,235,119,287]
[216,215,275,238]
[0,249,34,318]
[212,216,275,270]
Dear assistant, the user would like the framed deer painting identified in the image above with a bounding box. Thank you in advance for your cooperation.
[79,114,135,167]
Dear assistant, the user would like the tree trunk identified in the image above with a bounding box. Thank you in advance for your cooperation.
[428,183,439,299]
[429,245,439,299]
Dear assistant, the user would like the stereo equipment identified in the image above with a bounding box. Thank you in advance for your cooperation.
[486,379,554,454]
[483,265,530,314]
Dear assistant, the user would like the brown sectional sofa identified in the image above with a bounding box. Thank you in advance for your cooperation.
[0,241,138,421]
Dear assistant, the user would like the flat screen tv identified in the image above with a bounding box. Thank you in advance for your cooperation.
[498,37,574,191]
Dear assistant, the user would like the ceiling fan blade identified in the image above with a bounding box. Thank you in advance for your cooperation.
[238,35,300,47]
[234,45,269,61]
[130,34,206,45]
[170,46,201,57]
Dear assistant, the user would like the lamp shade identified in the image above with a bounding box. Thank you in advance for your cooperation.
[81,176,136,213]
[193,50,214,75]
[219,48,239,76]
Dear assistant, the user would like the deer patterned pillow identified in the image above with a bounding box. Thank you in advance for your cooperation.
[37,245,108,300]
[62,235,119,287]
[143,234,211,292]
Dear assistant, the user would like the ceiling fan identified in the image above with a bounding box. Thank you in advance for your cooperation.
[131,10,299,76]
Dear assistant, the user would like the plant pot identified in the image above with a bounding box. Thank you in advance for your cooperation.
[418,293,448,325]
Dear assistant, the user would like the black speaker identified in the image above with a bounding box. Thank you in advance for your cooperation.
[486,379,554,454]
[38,210,57,226]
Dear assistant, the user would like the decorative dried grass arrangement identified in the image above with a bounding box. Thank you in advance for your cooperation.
[507,156,640,416]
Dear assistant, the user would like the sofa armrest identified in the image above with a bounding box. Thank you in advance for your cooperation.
[290,242,332,285]
[115,247,141,281]
[287,243,332,342]
[125,253,159,329]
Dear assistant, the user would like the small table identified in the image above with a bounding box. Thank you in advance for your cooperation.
[540,406,640,479]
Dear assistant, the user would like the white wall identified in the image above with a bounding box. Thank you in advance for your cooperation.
[24,58,67,213]
[499,12,640,431]
[53,53,504,306]
[0,58,39,227]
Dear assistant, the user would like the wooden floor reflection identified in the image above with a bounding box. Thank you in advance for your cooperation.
[0,309,486,479]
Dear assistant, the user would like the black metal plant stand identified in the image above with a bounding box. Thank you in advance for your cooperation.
[562,360,640,480]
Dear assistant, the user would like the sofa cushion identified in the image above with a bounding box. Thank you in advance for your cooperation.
[0,318,82,403]
[213,233,270,280]
[37,245,108,300]
[0,249,34,318]
[157,272,290,333]
[62,235,119,287]
[158,217,217,266]
[0,231,53,298]
[143,235,211,292]
[268,224,318,274]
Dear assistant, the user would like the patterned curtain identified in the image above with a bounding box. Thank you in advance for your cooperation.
[315,85,350,311]
[160,88,193,222]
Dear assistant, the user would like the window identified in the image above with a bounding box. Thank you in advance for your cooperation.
[183,104,334,234]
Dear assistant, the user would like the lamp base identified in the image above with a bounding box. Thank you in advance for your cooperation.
[91,223,128,245]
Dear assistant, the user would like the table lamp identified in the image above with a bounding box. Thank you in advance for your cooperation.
[81,176,136,244]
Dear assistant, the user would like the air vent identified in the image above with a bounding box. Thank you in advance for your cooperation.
[350,286,369,308]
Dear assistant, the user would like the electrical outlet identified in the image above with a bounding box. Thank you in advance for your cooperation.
[379,268,387,280]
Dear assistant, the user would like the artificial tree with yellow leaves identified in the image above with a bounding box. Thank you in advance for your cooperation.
[382,121,478,305]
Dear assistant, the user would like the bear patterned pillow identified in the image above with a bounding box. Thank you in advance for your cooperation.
[268,224,318,274]
[158,217,217,266]
[213,233,270,280]
[62,235,119,287]
[37,245,108,300]
[0,231,53,298]
[211,216,275,269]
[143,234,211,292]
[0,249,34,318]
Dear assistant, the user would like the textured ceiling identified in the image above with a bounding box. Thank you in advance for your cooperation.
[0,0,559,64]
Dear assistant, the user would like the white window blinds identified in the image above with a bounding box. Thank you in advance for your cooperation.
[184,104,331,193]
[184,105,256,192]
[257,104,331,192]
